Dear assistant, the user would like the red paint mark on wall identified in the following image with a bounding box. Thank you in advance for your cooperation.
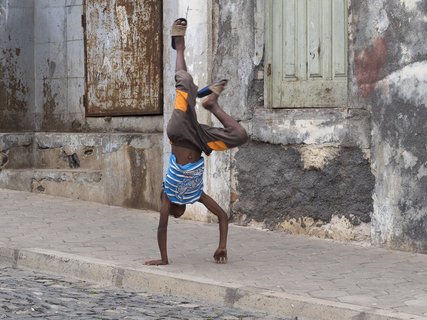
[355,37,387,98]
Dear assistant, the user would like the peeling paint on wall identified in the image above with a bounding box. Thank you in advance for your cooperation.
[355,37,387,98]
[0,1,8,27]
[41,79,57,130]
[0,0,34,131]
[400,0,420,11]
[298,146,341,170]
[252,108,371,148]
[0,48,30,130]
[376,61,427,107]
[279,215,371,243]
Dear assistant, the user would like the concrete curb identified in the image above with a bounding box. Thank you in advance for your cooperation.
[0,247,424,320]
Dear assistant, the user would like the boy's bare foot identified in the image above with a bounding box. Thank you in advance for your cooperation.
[144,259,169,266]
[201,94,219,111]
[201,80,227,110]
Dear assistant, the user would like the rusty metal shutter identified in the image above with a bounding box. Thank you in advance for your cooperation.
[84,0,162,116]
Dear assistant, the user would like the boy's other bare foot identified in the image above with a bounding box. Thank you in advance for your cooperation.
[144,259,169,266]
[201,80,227,110]
[172,19,186,51]
[213,247,228,264]
[201,94,218,111]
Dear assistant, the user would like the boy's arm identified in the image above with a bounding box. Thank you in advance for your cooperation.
[145,194,170,265]
[199,192,228,264]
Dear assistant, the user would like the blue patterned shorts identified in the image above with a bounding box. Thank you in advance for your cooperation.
[163,154,204,205]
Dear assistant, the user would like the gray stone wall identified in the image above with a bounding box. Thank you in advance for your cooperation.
[349,0,427,252]
[212,0,374,241]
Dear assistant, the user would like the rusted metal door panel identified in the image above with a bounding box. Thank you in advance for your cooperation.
[84,0,162,116]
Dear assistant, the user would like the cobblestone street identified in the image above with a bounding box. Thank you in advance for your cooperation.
[0,267,291,320]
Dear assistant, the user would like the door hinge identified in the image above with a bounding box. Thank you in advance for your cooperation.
[81,14,86,28]
[267,63,272,76]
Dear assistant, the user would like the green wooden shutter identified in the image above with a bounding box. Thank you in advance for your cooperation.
[267,0,348,108]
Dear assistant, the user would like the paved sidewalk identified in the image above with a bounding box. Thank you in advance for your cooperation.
[0,189,426,320]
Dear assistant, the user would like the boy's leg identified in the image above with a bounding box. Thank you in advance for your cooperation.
[173,19,187,72]
[198,192,228,264]
[201,91,248,149]
[202,92,241,128]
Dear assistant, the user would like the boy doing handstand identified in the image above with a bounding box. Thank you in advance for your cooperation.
[144,18,247,266]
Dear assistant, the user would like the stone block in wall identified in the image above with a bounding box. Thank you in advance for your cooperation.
[66,40,84,78]
[34,133,103,170]
[102,134,162,210]
[0,169,105,204]
[66,3,83,41]
[0,133,33,169]
[31,170,105,203]
[67,77,84,115]
[0,169,34,193]
[252,108,371,148]
[40,6,66,43]
[35,42,67,80]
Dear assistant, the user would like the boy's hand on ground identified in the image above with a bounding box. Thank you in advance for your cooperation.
[144,259,168,266]
[213,248,227,264]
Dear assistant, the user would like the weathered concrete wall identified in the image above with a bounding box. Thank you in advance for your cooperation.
[0,133,33,169]
[0,0,34,132]
[0,133,162,210]
[209,0,375,242]
[349,0,427,252]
